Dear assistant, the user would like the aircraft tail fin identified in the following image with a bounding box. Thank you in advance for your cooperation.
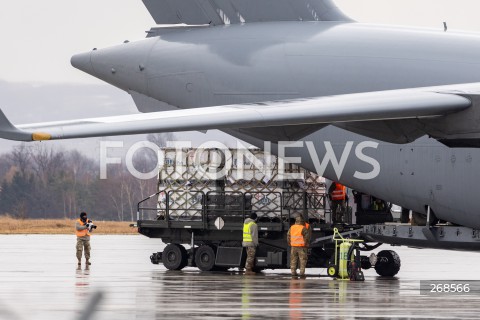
[142,0,352,26]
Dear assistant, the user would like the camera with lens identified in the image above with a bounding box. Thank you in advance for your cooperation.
[85,219,97,232]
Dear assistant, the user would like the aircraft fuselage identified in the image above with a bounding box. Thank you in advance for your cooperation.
[72,22,480,227]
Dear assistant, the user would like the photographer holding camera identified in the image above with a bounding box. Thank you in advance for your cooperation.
[75,212,96,266]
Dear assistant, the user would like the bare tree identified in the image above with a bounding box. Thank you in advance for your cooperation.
[0,154,11,183]
[111,191,124,221]
[7,143,32,177]
[29,144,66,186]
[0,137,170,220]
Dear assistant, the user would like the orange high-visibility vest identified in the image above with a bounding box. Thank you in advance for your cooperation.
[76,219,90,237]
[290,225,306,247]
[331,183,346,201]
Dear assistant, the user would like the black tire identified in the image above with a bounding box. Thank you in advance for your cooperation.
[195,245,216,271]
[162,244,188,270]
[374,250,401,277]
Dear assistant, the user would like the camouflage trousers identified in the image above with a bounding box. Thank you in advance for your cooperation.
[245,247,257,271]
[290,247,308,275]
[331,200,346,223]
[76,238,91,261]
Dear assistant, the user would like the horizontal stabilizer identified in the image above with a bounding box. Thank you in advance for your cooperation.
[2,83,477,142]
[142,0,351,26]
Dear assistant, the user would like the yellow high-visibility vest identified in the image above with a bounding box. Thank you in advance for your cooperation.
[243,221,255,242]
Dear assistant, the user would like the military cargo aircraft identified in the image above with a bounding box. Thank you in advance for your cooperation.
[2,0,480,232]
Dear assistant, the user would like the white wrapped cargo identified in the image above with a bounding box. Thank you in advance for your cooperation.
[155,147,327,221]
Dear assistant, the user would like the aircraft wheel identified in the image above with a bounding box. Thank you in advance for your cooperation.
[374,250,401,277]
[195,245,216,271]
[162,244,188,270]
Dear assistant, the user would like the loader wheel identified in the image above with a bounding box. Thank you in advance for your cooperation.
[374,250,401,277]
[195,245,216,271]
[327,264,338,277]
[162,244,188,270]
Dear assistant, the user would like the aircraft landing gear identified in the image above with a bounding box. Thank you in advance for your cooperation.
[374,250,401,277]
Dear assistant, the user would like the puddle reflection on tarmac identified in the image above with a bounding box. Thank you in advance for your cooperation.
[1,235,480,319]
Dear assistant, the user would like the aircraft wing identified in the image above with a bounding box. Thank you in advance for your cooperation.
[0,83,477,142]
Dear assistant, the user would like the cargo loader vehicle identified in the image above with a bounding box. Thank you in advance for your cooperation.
[135,148,480,279]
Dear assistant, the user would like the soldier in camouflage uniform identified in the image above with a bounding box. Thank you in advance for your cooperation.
[75,212,92,266]
[287,215,310,277]
[242,212,258,275]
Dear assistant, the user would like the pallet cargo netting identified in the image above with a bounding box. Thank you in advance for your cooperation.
[141,148,327,223]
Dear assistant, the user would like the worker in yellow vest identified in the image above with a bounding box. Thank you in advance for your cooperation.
[242,212,258,275]
[287,215,310,277]
[75,212,93,267]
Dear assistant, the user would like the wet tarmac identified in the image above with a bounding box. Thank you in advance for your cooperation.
[1,235,480,320]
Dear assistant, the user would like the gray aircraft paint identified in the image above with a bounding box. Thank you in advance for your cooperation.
[75,22,480,105]
[227,127,478,228]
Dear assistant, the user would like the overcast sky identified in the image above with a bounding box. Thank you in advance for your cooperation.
[2,0,480,84]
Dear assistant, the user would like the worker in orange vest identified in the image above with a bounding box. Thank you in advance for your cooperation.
[287,215,310,277]
[328,182,347,223]
[75,212,94,267]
